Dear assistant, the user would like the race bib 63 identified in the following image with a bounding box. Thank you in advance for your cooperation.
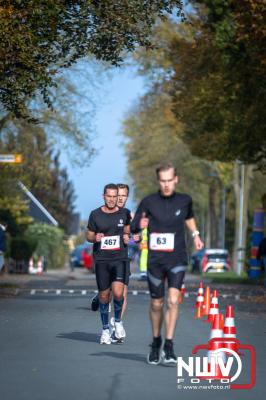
[149,233,175,252]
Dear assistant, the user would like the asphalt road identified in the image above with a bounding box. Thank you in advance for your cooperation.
[0,288,265,400]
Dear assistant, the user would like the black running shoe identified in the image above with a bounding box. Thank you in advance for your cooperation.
[147,340,162,365]
[161,342,177,365]
[91,294,99,311]
[111,331,124,344]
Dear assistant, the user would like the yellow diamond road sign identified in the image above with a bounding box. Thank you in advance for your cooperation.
[0,154,23,163]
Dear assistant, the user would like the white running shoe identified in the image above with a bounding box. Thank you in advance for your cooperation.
[109,317,115,336]
[110,317,115,330]
[114,321,126,340]
[100,329,112,345]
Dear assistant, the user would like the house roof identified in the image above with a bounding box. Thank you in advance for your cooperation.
[18,181,58,226]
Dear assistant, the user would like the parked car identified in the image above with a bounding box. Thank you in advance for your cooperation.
[70,243,93,270]
[191,249,206,273]
[201,249,231,273]
[81,245,94,271]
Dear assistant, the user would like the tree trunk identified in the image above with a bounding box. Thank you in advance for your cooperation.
[233,162,253,273]
[219,185,226,248]
[206,181,219,248]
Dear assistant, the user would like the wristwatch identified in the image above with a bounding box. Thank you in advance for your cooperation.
[192,230,200,238]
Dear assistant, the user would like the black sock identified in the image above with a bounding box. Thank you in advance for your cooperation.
[164,339,173,347]
[153,336,162,347]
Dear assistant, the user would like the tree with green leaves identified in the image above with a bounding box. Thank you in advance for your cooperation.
[0,0,183,119]
[175,1,266,169]
[123,5,266,264]
[134,1,266,169]
[0,120,76,233]
[26,223,67,269]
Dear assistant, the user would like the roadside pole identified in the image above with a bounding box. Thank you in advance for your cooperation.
[237,162,245,276]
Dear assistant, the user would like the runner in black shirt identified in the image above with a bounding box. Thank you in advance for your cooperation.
[87,184,131,344]
[90,183,132,343]
[110,183,131,341]
[131,163,204,365]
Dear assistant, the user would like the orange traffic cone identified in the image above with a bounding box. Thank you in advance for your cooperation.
[205,289,219,323]
[194,303,203,319]
[220,313,224,330]
[179,283,186,304]
[223,305,238,353]
[37,258,43,275]
[194,281,204,308]
[194,283,204,319]
[207,314,227,379]
[209,313,224,340]
[202,286,211,316]
[224,305,236,338]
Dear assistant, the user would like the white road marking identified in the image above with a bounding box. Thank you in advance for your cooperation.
[24,289,245,300]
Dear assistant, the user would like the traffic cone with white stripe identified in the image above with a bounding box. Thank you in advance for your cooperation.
[37,258,43,275]
[223,305,238,353]
[179,283,186,304]
[194,282,204,319]
[205,289,219,323]
[209,313,224,340]
[194,281,204,308]
[224,305,236,338]
[207,314,227,379]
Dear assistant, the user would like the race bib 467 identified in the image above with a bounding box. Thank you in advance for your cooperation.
[101,235,120,250]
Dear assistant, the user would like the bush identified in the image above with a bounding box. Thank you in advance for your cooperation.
[10,236,37,261]
[25,223,68,269]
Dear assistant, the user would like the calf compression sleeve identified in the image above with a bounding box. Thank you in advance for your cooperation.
[113,297,124,322]
[99,302,109,329]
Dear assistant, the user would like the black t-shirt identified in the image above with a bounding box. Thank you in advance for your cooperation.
[87,207,131,262]
[131,191,194,266]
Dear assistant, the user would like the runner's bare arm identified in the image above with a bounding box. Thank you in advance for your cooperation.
[123,225,130,244]
[87,230,104,243]
[185,217,198,232]
[185,218,204,250]
[131,201,148,233]
[124,224,130,234]
[87,230,95,243]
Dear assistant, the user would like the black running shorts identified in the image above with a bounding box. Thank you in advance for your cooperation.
[124,260,131,286]
[147,263,186,299]
[95,261,126,291]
